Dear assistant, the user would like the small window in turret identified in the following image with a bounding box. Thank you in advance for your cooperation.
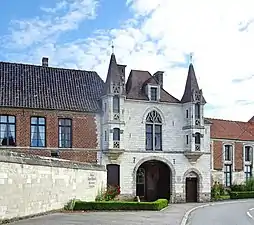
[195,103,200,118]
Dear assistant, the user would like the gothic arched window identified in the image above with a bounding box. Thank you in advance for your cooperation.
[145,110,162,151]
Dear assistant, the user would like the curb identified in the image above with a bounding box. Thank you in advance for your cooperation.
[180,200,252,225]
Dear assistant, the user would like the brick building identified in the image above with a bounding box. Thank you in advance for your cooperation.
[0,58,103,163]
[208,118,254,186]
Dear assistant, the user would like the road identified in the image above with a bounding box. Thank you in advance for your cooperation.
[187,200,254,225]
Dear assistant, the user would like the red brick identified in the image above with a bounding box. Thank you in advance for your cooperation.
[213,140,223,170]
[235,142,243,171]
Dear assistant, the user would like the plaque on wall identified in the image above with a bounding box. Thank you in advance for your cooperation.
[88,172,97,188]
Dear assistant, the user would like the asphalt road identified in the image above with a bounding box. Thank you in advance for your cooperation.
[187,200,254,225]
[9,203,203,225]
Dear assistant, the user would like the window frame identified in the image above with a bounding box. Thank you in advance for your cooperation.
[224,164,232,187]
[0,115,16,146]
[195,103,200,118]
[150,87,158,101]
[245,146,252,162]
[113,95,120,113]
[113,128,120,141]
[145,110,162,151]
[30,116,46,147]
[58,118,72,148]
[245,165,252,181]
[224,145,232,161]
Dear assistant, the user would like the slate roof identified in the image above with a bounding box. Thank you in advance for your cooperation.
[207,118,254,141]
[0,61,104,112]
[181,64,206,104]
[125,69,180,103]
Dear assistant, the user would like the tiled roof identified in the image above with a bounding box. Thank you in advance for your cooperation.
[0,61,104,112]
[207,118,254,141]
[126,70,180,103]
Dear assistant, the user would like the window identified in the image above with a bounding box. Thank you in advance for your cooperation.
[186,135,189,145]
[0,115,16,146]
[59,119,72,148]
[113,128,120,141]
[104,130,107,141]
[195,103,200,118]
[150,87,158,101]
[113,96,120,113]
[224,145,232,161]
[224,164,232,187]
[195,132,201,144]
[136,167,145,197]
[245,165,252,181]
[245,146,252,162]
[186,110,189,118]
[145,110,162,150]
[30,117,46,147]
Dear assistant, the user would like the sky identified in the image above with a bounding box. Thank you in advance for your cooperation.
[1,0,254,121]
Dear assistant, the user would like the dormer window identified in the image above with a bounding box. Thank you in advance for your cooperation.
[150,87,157,101]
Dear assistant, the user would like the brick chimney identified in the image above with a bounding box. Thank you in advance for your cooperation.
[42,57,49,67]
[153,71,164,88]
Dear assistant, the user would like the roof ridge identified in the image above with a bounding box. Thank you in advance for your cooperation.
[205,117,250,123]
[0,61,97,74]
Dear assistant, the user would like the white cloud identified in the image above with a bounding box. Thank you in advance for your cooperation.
[2,0,254,121]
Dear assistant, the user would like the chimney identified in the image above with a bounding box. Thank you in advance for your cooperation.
[42,57,49,67]
[153,71,164,88]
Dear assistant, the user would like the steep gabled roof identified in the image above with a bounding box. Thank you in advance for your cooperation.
[181,63,206,104]
[0,61,104,112]
[126,69,180,103]
[207,118,254,141]
[103,53,124,95]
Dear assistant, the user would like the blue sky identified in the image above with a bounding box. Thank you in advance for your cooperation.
[0,0,254,121]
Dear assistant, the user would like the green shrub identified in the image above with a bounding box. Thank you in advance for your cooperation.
[229,191,254,199]
[64,199,79,211]
[73,199,168,211]
[211,182,227,200]
[245,178,254,191]
[230,184,246,192]
[95,185,121,201]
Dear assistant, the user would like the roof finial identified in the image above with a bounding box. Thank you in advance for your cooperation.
[189,52,193,64]
[111,41,114,54]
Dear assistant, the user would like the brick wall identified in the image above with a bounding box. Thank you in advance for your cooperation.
[235,142,243,171]
[0,107,99,163]
[212,140,223,170]
[212,140,245,171]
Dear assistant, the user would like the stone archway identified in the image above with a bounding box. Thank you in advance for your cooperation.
[183,168,202,202]
[133,156,175,202]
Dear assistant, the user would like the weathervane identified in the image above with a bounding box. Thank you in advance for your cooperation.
[189,52,193,64]
[111,40,114,54]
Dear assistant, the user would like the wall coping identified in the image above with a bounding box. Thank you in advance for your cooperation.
[0,151,106,171]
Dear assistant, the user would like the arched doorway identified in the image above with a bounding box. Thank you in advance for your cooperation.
[136,160,171,202]
[185,171,199,202]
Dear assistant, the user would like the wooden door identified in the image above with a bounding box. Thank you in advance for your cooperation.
[107,164,120,186]
[186,177,198,202]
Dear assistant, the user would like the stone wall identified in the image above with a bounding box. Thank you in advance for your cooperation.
[0,151,106,220]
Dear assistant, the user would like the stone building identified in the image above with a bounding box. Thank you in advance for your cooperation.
[100,53,211,203]
[0,53,212,203]
[208,117,254,187]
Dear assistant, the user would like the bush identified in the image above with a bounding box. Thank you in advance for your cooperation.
[245,178,254,191]
[73,199,168,211]
[95,185,121,201]
[229,191,254,199]
[230,184,246,192]
[211,182,227,200]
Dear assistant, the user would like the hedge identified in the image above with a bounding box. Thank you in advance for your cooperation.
[73,199,168,211]
[229,191,254,199]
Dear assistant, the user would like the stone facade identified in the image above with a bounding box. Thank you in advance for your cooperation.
[0,108,99,163]
[100,54,211,203]
[0,151,106,220]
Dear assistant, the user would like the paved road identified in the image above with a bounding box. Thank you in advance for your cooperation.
[187,200,254,225]
[9,203,203,225]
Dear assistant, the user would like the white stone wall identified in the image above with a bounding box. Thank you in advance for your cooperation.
[0,152,106,220]
[101,152,211,202]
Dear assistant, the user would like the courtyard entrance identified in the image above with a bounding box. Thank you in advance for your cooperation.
[136,160,171,201]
